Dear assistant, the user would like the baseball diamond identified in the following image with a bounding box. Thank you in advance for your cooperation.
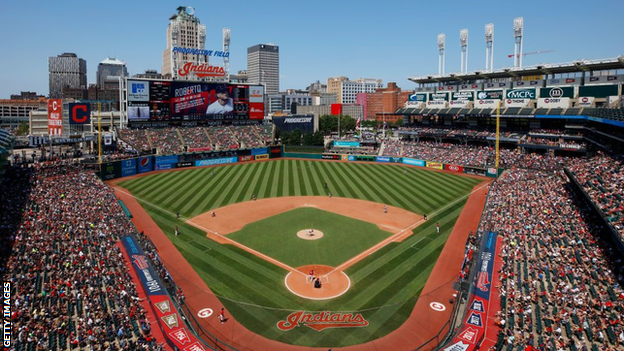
[113,159,487,348]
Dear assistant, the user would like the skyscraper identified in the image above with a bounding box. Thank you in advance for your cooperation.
[162,6,208,80]
[96,57,128,89]
[48,53,87,99]
[247,44,279,95]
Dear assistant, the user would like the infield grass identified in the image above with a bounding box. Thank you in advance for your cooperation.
[118,159,484,347]
[227,207,393,267]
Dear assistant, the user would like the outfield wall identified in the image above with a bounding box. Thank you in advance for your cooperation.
[100,146,502,181]
[99,145,283,181]
[283,152,501,178]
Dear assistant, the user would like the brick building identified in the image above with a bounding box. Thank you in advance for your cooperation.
[359,82,412,123]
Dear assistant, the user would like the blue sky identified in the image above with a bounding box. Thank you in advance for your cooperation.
[1,0,623,98]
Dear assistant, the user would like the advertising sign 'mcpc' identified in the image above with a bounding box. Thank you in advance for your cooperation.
[69,103,91,125]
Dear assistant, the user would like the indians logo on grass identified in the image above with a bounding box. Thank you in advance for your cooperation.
[277,311,369,332]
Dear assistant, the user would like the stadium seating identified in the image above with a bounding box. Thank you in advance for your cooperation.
[1,164,167,351]
[480,169,624,351]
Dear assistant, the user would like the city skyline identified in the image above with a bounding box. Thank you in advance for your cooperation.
[1,0,623,98]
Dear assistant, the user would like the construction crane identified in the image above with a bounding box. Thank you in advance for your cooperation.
[508,50,555,58]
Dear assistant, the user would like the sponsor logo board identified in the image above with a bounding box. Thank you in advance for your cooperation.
[402,158,425,167]
[69,103,91,125]
[255,154,269,160]
[128,80,150,101]
[426,162,443,169]
[195,157,238,167]
[444,164,463,173]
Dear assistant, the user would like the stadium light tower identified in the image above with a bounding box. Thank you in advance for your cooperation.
[223,28,231,82]
[438,33,446,76]
[513,17,524,68]
[485,23,494,72]
[460,29,468,74]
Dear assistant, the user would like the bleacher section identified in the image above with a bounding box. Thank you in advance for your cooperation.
[117,125,275,155]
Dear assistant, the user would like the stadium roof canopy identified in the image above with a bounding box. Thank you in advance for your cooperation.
[408,56,624,84]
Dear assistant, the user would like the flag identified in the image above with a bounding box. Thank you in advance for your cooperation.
[355,116,361,130]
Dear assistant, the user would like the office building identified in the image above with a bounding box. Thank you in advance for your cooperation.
[162,6,208,80]
[96,57,128,89]
[247,44,279,95]
[49,53,87,99]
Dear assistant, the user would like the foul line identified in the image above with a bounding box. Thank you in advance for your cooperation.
[326,181,490,276]
[111,185,307,277]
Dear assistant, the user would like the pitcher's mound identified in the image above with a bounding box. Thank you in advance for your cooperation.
[297,229,324,240]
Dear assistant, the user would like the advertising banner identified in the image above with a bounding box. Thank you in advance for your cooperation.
[273,116,314,133]
[195,157,238,167]
[100,161,121,180]
[450,91,474,107]
[188,147,213,152]
[406,93,427,107]
[322,154,341,160]
[270,145,282,159]
[463,166,487,176]
[120,236,167,296]
[47,99,63,136]
[176,162,193,168]
[120,236,207,350]
[537,97,571,109]
[440,231,498,351]
[121,158,137,177]
[249,102,264,119]
[355,155,375,161]
[540,87,574,98]
[537,86,572,109]
[444,164,464,173]
[255,154,269,160]
[252,148,268,156]
[475,90,503,108]
[138,156,154,174]
[402,158,426,167]
[334,141,360,147]
[239,155,253,162]
[426,161,443,169]
[578,96,595,107]
[487,167,499,178]
[376,156,391,163]
[249,86,264,103]
[69,103,91,125]
[505,88,536,108]
[427,92,448,108]
[128,80,150,101]
[154,155,179,170]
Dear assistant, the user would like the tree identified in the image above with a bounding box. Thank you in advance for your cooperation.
[340,115,356,133]
[16,122,29,136]
[319,115,338,135]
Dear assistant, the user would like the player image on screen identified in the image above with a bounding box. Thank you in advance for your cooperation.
[206,84,234,114]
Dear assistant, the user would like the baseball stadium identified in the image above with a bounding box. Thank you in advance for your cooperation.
[3,12,624,351]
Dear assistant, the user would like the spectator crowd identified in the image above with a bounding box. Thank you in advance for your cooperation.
[0,162,167,351]
[480,169,624,351]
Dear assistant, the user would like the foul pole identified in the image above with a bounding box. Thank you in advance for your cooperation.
[98,103,102,165]
[495,100,500,168]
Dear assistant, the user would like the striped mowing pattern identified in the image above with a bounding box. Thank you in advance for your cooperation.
[118,160,482,347]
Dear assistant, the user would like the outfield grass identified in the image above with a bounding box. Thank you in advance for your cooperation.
[227,207,393,267]
[118,159,483,347]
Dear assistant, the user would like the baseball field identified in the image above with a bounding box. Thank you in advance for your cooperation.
[115,159,484,348]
